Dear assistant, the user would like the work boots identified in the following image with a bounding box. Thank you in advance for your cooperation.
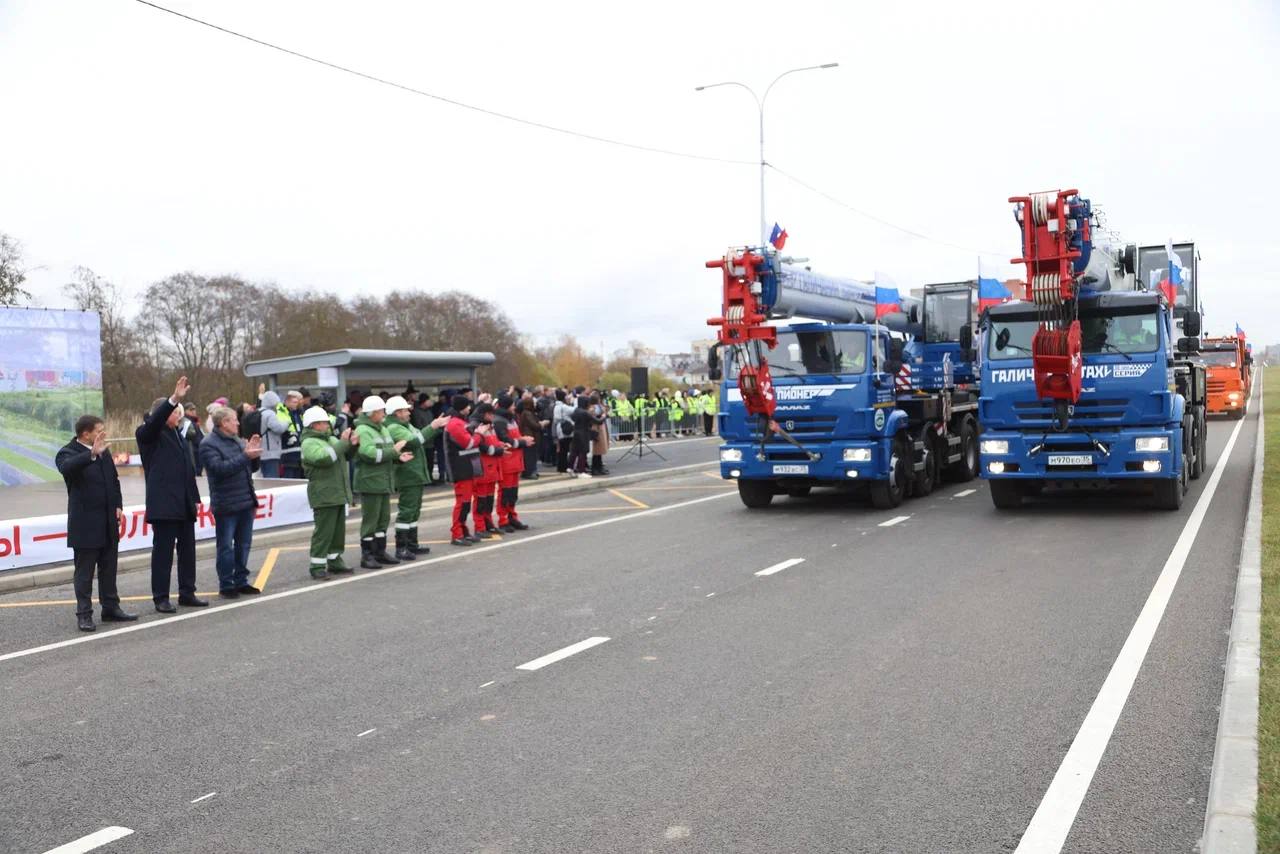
[374,533,400,565]
[359,538,381,569]
[409,529,431,555]
[394,530,415,562]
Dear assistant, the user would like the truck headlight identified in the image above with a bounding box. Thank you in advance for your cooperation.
[988,461,1005,474]
[720,448,743,462]
[842,448,872,462]
[981,439,1009,455]
[1228,392,1241,401]
[1134,436,1169,452]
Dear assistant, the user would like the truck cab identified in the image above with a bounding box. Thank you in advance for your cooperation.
[1200,335,1251,418]
[978,291,1207,509]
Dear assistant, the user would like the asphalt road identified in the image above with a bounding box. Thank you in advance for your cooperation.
[0,405,1258,853]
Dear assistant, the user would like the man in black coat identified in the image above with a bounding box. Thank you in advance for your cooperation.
[135,376,208,613]
[55,415,138,632]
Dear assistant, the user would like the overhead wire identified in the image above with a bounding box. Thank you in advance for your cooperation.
[132,0,755,166]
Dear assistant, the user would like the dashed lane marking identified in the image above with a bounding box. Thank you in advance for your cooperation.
[878,515,911,527]
[356,728,376,738]
[953,489,977,498]
[515,636,611,671]
[189,792,217,804]
[41,826,134,853]
[755,558,806,577]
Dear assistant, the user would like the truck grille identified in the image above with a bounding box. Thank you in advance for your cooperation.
[1208,381,1228,393]
[1013,398,1128,428]
[750,415,839,440]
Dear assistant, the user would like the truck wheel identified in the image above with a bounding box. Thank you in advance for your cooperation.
[870,435,908,509]
[737,479,775,509]
[1194,411,1207,479]
[1152,457,1186,510]
[989,480,1022,509]
[946,420,979,482]
[913,433,937,497]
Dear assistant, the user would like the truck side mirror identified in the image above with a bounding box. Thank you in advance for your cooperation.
[1182,310,1201,337]
[707,344,722,381]
[959,323,973,351]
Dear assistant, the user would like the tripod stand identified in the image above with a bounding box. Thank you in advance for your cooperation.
[615,408,667,463]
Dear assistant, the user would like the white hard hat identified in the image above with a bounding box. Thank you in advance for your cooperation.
[302,406,329,428]
[384,395,411,413]
[361,395,386,415]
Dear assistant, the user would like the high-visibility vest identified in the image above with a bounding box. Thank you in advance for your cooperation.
[704,392,719,415]
[616,398,634,419]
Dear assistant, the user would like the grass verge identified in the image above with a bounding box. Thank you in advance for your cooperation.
[1258,368,1279,849]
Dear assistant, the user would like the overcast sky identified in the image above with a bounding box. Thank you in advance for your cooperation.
[2,0,1277,356]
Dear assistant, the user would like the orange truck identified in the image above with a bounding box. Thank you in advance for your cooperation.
[1201,335,1252,418]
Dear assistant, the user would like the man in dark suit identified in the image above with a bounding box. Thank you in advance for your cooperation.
[55,415,138,632]
[135,376,208,613]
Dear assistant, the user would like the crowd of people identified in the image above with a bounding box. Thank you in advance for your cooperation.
[54,377,719,632]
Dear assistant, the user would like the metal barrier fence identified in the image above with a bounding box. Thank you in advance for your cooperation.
[606,415,716,440]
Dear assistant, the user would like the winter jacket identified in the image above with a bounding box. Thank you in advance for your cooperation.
[468,414,505,482]
[494,409,526,476]
[135,398,202,523]
[387,418,439,489]
[353,413,396,494]
[300,427,355,508]
[443,412,481,483]
[258,391,288,460]
[552,400,576,440]
[198,428,259,516]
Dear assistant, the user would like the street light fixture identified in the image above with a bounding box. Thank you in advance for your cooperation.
[695,63,839,248]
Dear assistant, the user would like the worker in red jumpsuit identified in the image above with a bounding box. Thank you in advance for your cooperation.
[468,402,506,540]
[443,395,485,547]
[493,394,533,532]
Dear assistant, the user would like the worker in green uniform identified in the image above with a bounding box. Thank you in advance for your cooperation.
[354,395,411,569]
[299,406,357,579]
[384,395,449,561]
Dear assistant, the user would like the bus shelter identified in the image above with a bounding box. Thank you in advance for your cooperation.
[243,348,495,404]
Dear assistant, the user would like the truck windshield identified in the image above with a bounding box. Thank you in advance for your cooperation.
[728,329,868,377]
[925,288,971,343]
[1200,350,1239,367]
[988,306,1161,361]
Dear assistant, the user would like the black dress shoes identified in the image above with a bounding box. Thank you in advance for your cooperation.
[77,614,96,632]
[155,600,177,614]
[237,585,261,596]
[219,589,241,600]
[178,596,209,608]
[101,607,138,622]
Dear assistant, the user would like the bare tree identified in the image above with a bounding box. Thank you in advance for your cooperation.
[0,232,32,306]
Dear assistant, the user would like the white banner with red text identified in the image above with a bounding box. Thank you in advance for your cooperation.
[0,484,313,572]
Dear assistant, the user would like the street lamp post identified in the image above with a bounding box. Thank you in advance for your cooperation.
[696,63,838,248]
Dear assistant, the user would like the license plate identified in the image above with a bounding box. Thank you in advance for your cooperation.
[772,464,809,475]
[1047,454,1092,466]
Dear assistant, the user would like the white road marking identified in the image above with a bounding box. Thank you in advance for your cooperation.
[356,728,376,738]
[189,791,217,804]
[953,489,977,498]
[705,592,716,598]
[0,491,736,666]
[755,558,805,577]
[878,515,910,527]
[41,827,134,854]
[516,636,611,671]
[479,680,495,688]
[1015,412,1249,853]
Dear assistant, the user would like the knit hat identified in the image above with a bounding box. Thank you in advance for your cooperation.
[474,402,495,419]
[361,395,386,415]
[451,395,471,413]
[302,406,329,428]
[496,393,513,410]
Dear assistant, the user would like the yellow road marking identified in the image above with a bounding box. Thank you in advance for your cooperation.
[253,548,279,591]
[608,488,650,510]
[513,507,628,514]
[701,471,723,480]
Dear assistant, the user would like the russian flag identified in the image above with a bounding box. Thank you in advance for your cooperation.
[1236,323,1246,339]
[769,223,788,251]
[873,271,901,319]
[977,259,1012,312]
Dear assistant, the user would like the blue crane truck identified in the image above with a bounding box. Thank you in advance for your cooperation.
[707,249,982,510]
[977,190,1208,510]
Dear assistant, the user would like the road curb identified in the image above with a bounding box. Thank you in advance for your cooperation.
[0,456,718,595]
[1202,371,1262,854]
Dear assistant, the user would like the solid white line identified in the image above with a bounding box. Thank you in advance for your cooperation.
[0,491,736,666]
[953,489,977,498]
[1015,412,1249,853]
[356,728,376,738]
[189,791,217,804]
[755,558,805,577]
[515,636,610,671]
[878,515,910,527]
[42,826,134,853]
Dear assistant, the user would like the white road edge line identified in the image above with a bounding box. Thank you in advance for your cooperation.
[878,515,910,527]
[516,636,610,671]
[1015,411,1249,853]
[41,826,134,854]
[189,791,217,804]
[953,489,977,498]
[755,558,806,577]
[356,728,376,738]
[0,491,736,666]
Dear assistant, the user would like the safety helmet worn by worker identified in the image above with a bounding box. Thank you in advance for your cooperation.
[302,406,329,428]
[384,395,411,413]
[361,395,387,415]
